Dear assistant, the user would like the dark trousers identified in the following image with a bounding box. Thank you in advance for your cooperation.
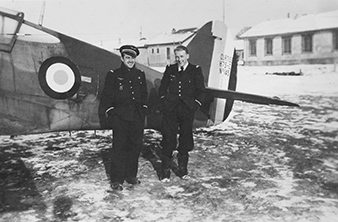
[161,102,195,158]
[110,115,144,184]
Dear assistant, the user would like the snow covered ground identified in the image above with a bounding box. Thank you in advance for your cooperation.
[0,64,337,221]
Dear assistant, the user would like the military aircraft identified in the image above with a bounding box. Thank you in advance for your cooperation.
[0,7,298,136]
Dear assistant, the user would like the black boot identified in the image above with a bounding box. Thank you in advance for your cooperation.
[160,156,171,182]
[177,154,189,179]
[110,182,123,191]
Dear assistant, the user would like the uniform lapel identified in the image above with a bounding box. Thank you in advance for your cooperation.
[174,64,180,77]
[181,63,192,79]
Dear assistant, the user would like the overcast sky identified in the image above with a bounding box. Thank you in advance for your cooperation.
[1,0,338,44]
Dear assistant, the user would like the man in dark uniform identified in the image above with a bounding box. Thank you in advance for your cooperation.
[99,45,148,191]
[158,45,206,182]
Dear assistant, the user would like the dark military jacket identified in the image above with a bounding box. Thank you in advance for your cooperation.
[99,63,148,127]
[159,63,205,111]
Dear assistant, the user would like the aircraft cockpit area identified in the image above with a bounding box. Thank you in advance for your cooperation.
[0,7,23,52]
[0,7,60,49]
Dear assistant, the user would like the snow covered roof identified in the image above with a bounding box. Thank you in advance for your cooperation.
[145,27,197,46]
[240,10,338,38]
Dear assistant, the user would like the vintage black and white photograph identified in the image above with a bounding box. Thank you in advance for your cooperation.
[1,0,338,221]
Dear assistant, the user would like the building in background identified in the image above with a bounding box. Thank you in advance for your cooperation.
[144,27,197,67]
[100,27,197,68]
[240,10,338,66]
[101,24,244,69]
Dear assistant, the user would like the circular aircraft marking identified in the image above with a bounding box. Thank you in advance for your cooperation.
[38,57,81,99]
[45,63,75,93]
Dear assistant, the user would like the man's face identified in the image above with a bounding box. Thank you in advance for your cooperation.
[175,50,189,67]
[121,54,136,69]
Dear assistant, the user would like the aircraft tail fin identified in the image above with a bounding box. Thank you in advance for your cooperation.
[187,21,299,126]
[187,20,237,125]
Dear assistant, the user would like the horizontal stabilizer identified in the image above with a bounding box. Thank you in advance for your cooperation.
[205,87,299,107]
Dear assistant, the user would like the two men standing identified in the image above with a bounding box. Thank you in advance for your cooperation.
[99,44,205,190]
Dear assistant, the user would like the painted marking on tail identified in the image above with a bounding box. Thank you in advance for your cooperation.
[208,21,235,124]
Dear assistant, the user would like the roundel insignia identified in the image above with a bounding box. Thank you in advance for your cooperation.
[38,57,81,99]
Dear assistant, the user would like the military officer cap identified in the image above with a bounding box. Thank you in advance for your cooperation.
[119,45,140,58]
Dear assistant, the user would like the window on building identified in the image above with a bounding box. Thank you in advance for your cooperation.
[302,33,313,53]
[151,48,154,54]
[249,39,257,56]
[157,48,159,53]
[166,47,170,59]
[282,36,292,54]
[333,29,338,50]
[265,38,273,55]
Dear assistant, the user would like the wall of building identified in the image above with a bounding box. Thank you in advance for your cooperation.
[243,30,337,65]
[147,44,179,67]
[135,48,149,66]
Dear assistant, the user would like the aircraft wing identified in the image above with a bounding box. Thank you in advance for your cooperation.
[205,87,299,107]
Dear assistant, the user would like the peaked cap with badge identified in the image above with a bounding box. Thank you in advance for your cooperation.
[119,45,140,57]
